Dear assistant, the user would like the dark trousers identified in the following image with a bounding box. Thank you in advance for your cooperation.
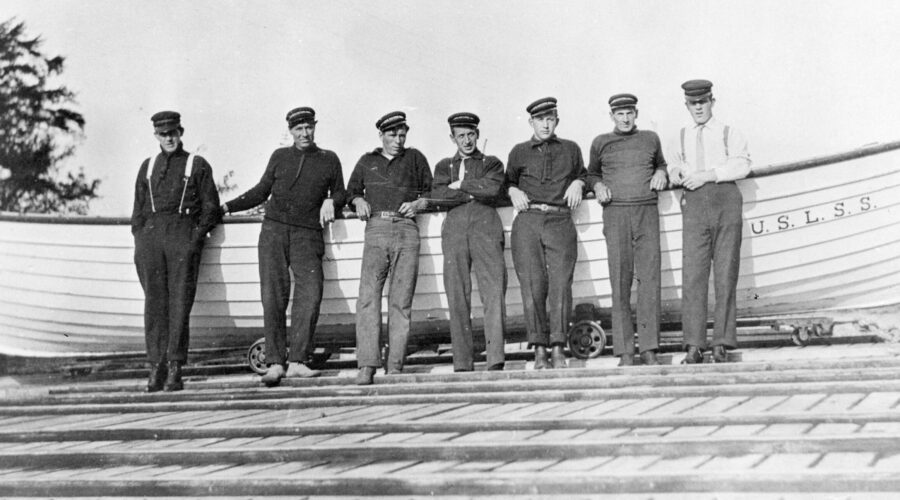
[510,211,577,346]
[258,219,325,365]
[602,204,661,356]
[442,203,507,371]
[681,182,743,349]
[356,217,420,369]
[134,214,202,364]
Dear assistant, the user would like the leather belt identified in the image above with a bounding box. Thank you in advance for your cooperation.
[373,211,404,218]
[526,203,570,213]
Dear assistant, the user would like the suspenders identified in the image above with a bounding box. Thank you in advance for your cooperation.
[146,152,196,214]
[680,125,730,162]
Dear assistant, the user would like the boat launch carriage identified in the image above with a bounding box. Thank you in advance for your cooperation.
[1,141,898,368]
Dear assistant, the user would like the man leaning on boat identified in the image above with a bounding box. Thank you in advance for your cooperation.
[347,111,432,385]
[506,97,588,370]
[588,93,667,367]
[431,112,508,372]
[668,79,751,364]
[220,107,347,387]
[131,111,220,392]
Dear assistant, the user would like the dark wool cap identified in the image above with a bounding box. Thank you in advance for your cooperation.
[608,93,638,110]
[682,79,714,101]
[447,112,480,130]
[286,107,316,127]
[151,111,182,133]
[376,111,408,132]
[526,97,558,117]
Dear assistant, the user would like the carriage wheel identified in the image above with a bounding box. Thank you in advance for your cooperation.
[567,320,607,359]
[791,326,811,347]
[247,337,268,374]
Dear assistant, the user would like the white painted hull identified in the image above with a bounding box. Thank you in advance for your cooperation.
[1,142,899,357]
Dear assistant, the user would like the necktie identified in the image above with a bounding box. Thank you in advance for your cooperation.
[695,126,706,171]
[458,157,467,182]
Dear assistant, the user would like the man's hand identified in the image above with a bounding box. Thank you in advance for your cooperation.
[593,182,611,204]
[564,180,584,210]
[668,167,684,187]
[650,170,668,191]
[399,198,428,218]
[508,186,530,211]
[353,198,371,220]
[682,170,716,191]
[448,180,462,190]
[319,198,335,227]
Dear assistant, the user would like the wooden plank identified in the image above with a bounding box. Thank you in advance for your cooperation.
[394,460,458,474]
[644,455,712,472]
[756,423,813,437]
[663,426,721,438]
[710,425,766,438]
[640,397,710,416]
[543,456,614,472]
[768,394,828,413]
[678,396,747,415]
[492,402,561,421]
[752,453,820,472]
[337,460,419,477]
[807,423,860,436]
[851,391,900,412]
[450,430,543,443]
[808,393,867,413]
[722,395,788,414]
[593,455,661,472]
[526,429,588,442]
[814,452,876,470]
[601,398,673,417]
[696,454,765,472]
[365,432,423,444]
[491,459,559,473]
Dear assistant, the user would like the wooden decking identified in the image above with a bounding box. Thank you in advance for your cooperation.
[2,341,900,498]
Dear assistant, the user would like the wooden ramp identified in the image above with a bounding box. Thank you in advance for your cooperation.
[2,343,900,498]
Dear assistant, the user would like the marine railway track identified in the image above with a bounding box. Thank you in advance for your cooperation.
[2,340,900,498]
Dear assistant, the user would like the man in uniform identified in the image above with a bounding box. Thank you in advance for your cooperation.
[347,111,432,384]
[588,94,668,366]
[132,111,220,392]
[668,80,751,363]
[221,107,346,386]
[506,97,587,370]
[431,112,507,372]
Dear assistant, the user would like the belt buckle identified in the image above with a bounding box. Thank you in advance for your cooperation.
[537,203,549,212]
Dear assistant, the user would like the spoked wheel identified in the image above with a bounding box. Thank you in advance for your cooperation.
[247,337,268,374]
[567,320,607,359]
[791,326,811,347]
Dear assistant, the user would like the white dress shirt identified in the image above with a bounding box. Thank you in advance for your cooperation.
[667,117,751,183]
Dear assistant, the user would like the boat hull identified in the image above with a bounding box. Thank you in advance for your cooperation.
[1,143,899,357]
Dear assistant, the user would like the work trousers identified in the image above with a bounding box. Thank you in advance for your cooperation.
[681,182,743,349]
[134,214,203,364]
[442,203,507,371]
[602,204,661,356]
[510,211,577,346]
[258,219,325,365]
[355,217,420,370]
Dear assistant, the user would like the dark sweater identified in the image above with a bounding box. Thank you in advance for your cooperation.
[587,128,667,206]
[430,150,505,207]
[506,135,587,206]
[346,147,432,213]
[131,144,220,235]
[225,144,346,229]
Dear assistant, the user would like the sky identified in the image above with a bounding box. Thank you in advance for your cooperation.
[5,0,900,215]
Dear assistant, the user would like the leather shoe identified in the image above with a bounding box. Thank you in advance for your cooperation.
[550,345,567,369]
[640,350,661,366]
[285,362,320,378]
[712,345,729,363]
[355,366,375,385]
[486,362,505,372]
[261,364,285,387]
[533,345,549,370]
[146,363,167,393]
[681,345,703,365]
[618,353,634,367]
[163,361,183,392]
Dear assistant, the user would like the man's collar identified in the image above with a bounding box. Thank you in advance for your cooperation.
[159,144,186,157]
[293,143,319,154]
[694,117,719,129]
[613,127,639,136]
[453,149,483,161]
[530,134,559,147]
[373,147,407,159]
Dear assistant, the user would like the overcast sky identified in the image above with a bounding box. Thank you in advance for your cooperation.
[6,0,900,215]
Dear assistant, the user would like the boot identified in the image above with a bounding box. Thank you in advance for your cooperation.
[640,349,660,366]
[355,366,376,385]
[712,345,729,363]
[681,345,703,365]
[163,361,183,392]
[533,345,549,370]
[261,364,285,387]
[285,362,320,378]
[550,345,567,369]
[146,363,167,393]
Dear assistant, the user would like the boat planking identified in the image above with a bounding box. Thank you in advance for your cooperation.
[1,140,898,359]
